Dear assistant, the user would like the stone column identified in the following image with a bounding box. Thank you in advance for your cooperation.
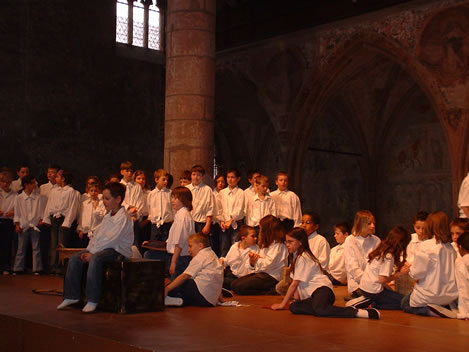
[164,0,215,184]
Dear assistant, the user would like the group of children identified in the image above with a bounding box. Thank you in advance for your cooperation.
[1,162,468,320]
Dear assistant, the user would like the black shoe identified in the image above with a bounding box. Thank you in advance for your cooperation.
[365,308,380,320]
[222,288,233,297]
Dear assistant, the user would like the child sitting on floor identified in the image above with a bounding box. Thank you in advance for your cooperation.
[455,232,469,320]
[450,218,469,258]
[270,227,379,319]
[165,233,223,307]
[220,225,259,290]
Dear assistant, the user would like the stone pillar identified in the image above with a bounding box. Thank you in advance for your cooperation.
[164,0,215,184]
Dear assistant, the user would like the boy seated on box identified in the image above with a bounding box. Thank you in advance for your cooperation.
[165,233,223,307]
[57,182,134,313]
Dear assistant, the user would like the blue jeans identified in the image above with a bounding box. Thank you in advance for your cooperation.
[400,292,430,316]
[220,227,237,257]
[14,228,43,272]
[362,287,404,310]
[63,248,121,303]
[168,278,212,307]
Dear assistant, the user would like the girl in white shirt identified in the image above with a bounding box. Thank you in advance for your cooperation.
[343,210,381,297]
[359,226,411,310]
[231,215,288,295]
[401,211,458,317]
[271,228,380,319]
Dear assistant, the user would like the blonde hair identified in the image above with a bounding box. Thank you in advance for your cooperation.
[154,168,168,179]
[188,233,209,248]
[351,210,375,237]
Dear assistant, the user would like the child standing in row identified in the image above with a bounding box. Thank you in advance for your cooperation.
[147,169,173,242]
[119,161,144,223]
[328,222,350,285]
[245,175,276,228]
[0,169,16,275]
[77,183,106,246]
[211,173,226,256]
[39,165,60,198]
[11,164,29,193]
[270,228,379,319]
[271,172,302,231]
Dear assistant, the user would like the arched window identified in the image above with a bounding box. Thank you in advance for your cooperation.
[116,0,162,50]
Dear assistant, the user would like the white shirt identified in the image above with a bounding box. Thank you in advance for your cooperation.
[212,189,224,224]
[451,241,462,259]
[343,234,381,293]
[219,186,245,229]
[147,187,173,226]
[270,189,302,227]
[409,238,458,307]
[406,232,426,265]
[244,193,276,227]
[184,247,223,306]
[187,183,215,223]
[0,188,17,219]
[140,188,150,217]
[39,182,57,198]
[166,207,194,256]
[120,179,144,219]
[86,207,134,258]
[77,198,106,235]
[307,231,330,271]
[42,185,79,228]
[455,255,469,319]
[248,242,288,281]
[10,179,22,193]
[13,191,47,231]
[329,244,347,283]
[458,173,469,218]
[292,252,332,300]
[360,254,394,294]
[222,242,259,277]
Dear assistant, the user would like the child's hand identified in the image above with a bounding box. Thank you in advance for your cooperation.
[169,262,176,275]
[78,231,84,239]
[142,241,149,246]
[399,265,410,275]
[80,253,92,262]
[37,219,43,227]
[5,210,14,218]
[271,303,286,310]
[202,223,211,235]
[128,206,137,214]
[15,224,22,234]
[249,252,259,265]
[219,258,224,265]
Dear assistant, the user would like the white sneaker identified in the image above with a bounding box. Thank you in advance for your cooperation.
[82,302,98,313]
[57,299,79,310]
[165,296,183,307]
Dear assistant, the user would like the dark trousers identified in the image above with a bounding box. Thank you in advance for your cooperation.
[222,267,238,290]
[362,287,404,310]
[220,226,238,257]
[231,272,278,295]
[150,222,172,242]
[280,219,294,233]
[49,216,71,271]
[290,286,357,318]
[168,278,212,307]
[38,224,51,271]
[210,223,222,257]
[0,218,15,272]
[400,293,430,316]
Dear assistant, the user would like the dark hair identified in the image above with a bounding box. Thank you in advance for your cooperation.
[120,161,133,170]
[303,211,320,226]
[85,176,101,191]
[368,226,410,270]
[247,170,260,180]
[48,164,61,171]
[154,169,168,179]
[191,165,205,175]
[59,170,73,185]
[255,174,269,185]
[276,171,288,180]
[226,168,241,178]
[258,215,285,248]
[16,164,29,172]
[188,233,210,248]
[413,211,429,224]
[426,211,450,244]
[450,218,469,231]
[103,182,126,205]
[21,175,36,188]
[238,225,256,240]
[288,227,326,275]
[457,232,469,252]
[172,186,193,211]
[180,170,191,181]
[214,172,226,184]
[167,173,174,189]
[334,222,351,235]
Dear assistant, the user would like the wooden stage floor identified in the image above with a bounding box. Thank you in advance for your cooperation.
[0,275,468,352]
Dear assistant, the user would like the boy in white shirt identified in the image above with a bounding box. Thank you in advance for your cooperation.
[165,233,223,307]
[39,165,60,198]
[147,169,173,242]
[186,165,215,237]
[77,184,106,245]
[119,161,144,222]
[13,175,47,274]
[10,164,29,193]
[450,218,469,258]
[245,175,276,228]
[220,225,259,290]
[406,211,429,265]
[0,169,17,275]
[57,182,134,313]
[270,172,302,232]
[42,170,80,273]
[301,212,330,271]
[243,170,260,204]
[211,173,226,256]
[328,222,350,285]
[219,168,245,257]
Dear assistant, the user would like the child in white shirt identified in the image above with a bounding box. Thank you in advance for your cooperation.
[133,170,151,250]
[39,165,60,198]
[455,232,469,319]
[401,211,458,317]
[11,164,29,193]
[270,172,302,231]
[147,169,173,242]
[0,169,17,275]
[343,210,381,298]
[301,212,330,271]
[357,226,410,310]
[165,233,223,307]
[271,227,380,319]
[245,175,276,228]
[231,215,288,295]
[211,173,226,256]
[119,161,144,222]
[450,218,469,259]
[57,182,134,313]
[220,225,259,290]
[243,170,260,205]
[328,222,350,285]
[406,211,429,265]
[77,184,106,246]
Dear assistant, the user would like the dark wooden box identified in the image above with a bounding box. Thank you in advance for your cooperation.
[99,259,165,314]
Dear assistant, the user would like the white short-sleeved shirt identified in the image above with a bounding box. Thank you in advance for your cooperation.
[166,207,195,256]
[409,238,458,307]
[222,242,259,278]
[270,189,302,227]
[291,252,332,300]
[329,244,347,283]
[308,231,330,271]
[458,173,469,218]
[455,255,469,319]
[187,183,215,223]
[184,247,224,306]
[343,234,381,293]
[248,242,288,281]
[360,254,394,294]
